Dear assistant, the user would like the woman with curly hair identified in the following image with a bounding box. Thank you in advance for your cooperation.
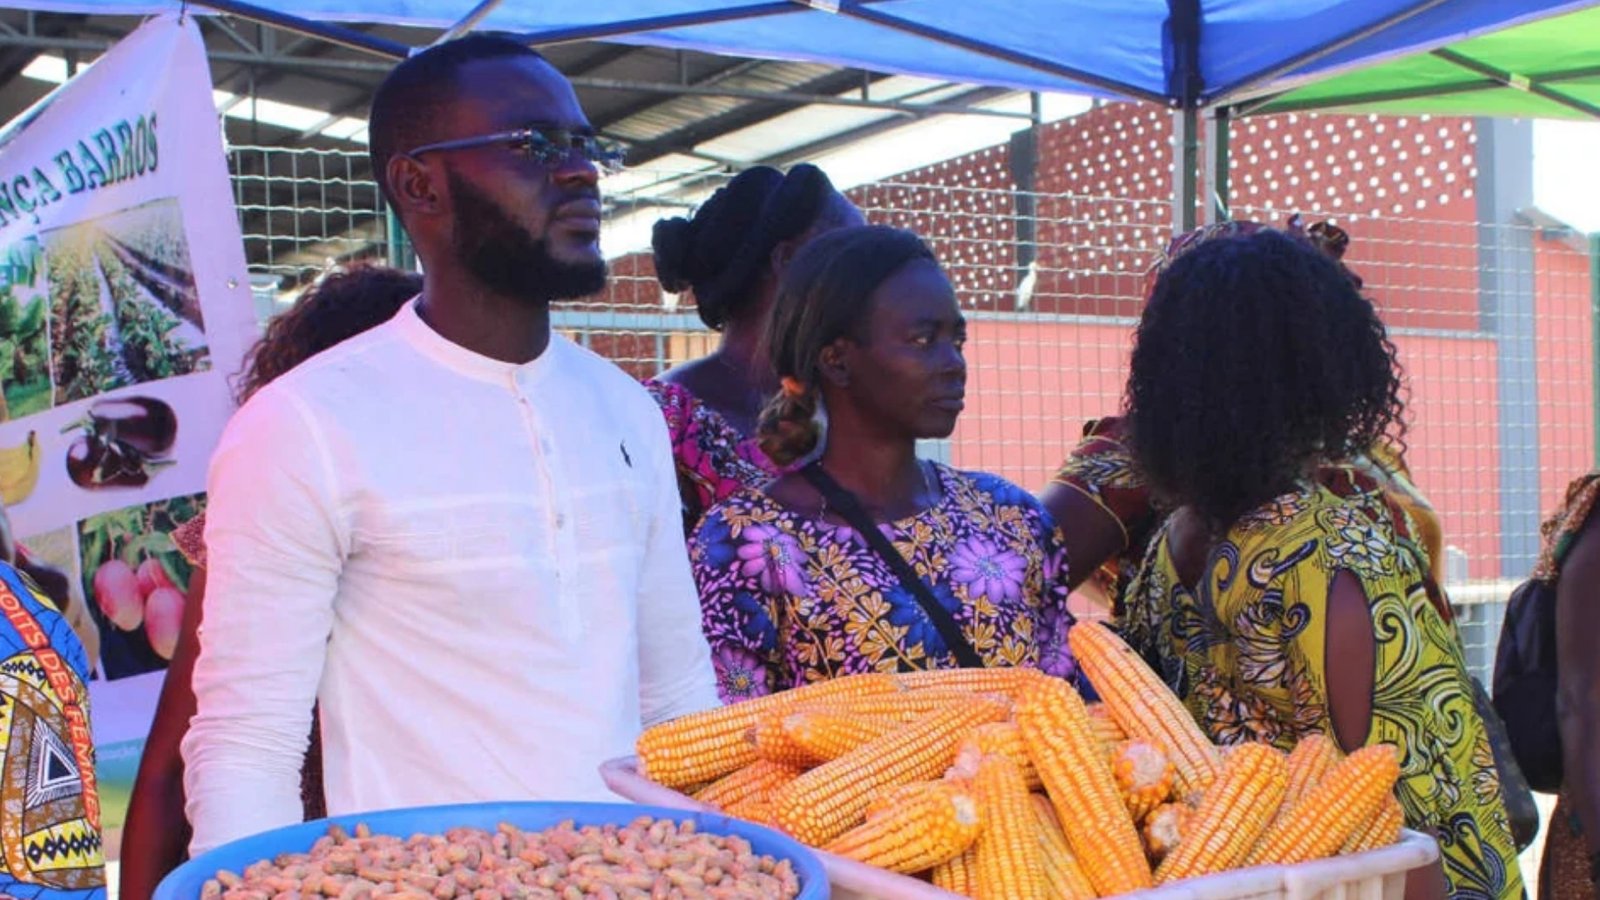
[1121,229,1520,900]
[689,225,1077,702]
[1043,219,1445,613]
[120,263,422,900]
[647,164,865,532]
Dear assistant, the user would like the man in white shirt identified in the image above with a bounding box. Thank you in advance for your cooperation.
[181,34,720,854]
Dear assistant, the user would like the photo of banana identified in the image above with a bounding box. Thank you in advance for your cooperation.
[0,430,41,506]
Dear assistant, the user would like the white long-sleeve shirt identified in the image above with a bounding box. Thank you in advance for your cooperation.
[182,299,719,854]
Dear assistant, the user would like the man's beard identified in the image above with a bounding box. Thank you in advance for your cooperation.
[448,170,607,304]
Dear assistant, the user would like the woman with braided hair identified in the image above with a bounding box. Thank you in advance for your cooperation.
[646,165,865,533]
[651,164,864,434]
[689,225,1078,703]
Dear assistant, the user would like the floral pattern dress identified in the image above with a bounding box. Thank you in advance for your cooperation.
[1125,483,1523,900]
[644,380,784,535]
[691,465,1077,702]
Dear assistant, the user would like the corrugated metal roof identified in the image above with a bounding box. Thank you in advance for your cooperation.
[0,10,1063,282]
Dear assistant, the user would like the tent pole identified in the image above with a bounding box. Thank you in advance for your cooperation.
[1431,48,1600,121]
[1172,107,1199,233]
[840,4,1169,103]
[182,0,408,58]
[433,0,507,46]
[1204,107,1230,223]
[517,0,893,47]
[1237,60,1600,116]
[1205,0,1453,104]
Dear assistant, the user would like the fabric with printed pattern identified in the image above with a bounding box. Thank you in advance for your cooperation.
[1125,483,1522,900]
[692,464,1076,702]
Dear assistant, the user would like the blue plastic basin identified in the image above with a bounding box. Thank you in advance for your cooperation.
[156,801,829,899]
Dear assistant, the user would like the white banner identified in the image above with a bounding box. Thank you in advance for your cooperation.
[0,14,256,854]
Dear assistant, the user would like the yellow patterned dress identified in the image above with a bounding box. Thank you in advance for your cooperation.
[1125,482,1523,900]
[0,562,106,900]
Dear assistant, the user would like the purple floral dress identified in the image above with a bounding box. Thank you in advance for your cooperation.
[690,464,1078,703]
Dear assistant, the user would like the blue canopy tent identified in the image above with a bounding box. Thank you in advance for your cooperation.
[10,0,1595,224]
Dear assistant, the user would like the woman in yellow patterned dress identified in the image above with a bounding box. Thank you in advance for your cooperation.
[1120,228,1521,900]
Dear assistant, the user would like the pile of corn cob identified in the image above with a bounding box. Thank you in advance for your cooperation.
[635,622,1405,899]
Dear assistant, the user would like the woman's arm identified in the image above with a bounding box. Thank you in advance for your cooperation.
[1040,483,1131,591]
[119,565,206,900]
[1556,510,1600,861]
[1325,571,1376,752]
[1041,417,1158,595]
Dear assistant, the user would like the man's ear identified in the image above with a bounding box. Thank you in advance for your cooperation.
[388,154,444,218]
[818,338,851,389]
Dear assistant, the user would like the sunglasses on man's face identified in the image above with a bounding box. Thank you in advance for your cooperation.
[405,125,627,175]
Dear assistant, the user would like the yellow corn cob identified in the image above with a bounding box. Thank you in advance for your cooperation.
[1249,744,1401,866]
[1113,740,1176,822]
[783,711,906,763]
[1069,622,1222,798]
[931,849,979,897]
[1143,802,1190,863]
[695,759,802,810]
[896,666,1045,697]
[1015,677,1152,896]
[1344,794,1405,854]
[1029,795,1096,900]
[971,755,1048,900]
[797,688,990,723]
[1154,743,1288,884]
[864,780,946,821]
[1257,733,1346,836]
[1284,733,1344,807]
[1086,702,1127,746]
[637,673,900,787]
[773,696,1010,846]
[749,708,819,768]
[952,722,1042,790]
[724,796,780,830]
[823,782,981,873]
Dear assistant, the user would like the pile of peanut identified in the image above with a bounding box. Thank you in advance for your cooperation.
[201,817,803,900]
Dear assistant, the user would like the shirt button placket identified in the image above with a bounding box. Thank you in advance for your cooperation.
[517,373,578,637]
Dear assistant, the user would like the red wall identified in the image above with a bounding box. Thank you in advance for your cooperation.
[1535,240,1597,512]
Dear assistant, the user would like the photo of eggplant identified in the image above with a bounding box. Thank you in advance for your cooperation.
[65,395,177,456]
[62,394,177,490]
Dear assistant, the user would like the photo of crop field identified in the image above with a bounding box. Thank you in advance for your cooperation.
[0,237,53,420]
[77,492,202,680]
[46,197,208,404]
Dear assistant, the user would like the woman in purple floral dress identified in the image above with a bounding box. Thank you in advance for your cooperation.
[689,226,1077,703]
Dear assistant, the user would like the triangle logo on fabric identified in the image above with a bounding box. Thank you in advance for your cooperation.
[28,718,81,804]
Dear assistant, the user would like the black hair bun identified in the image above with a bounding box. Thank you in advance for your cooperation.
[651,216,696,293]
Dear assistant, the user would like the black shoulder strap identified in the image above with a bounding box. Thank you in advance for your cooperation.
[800,462,984,669]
